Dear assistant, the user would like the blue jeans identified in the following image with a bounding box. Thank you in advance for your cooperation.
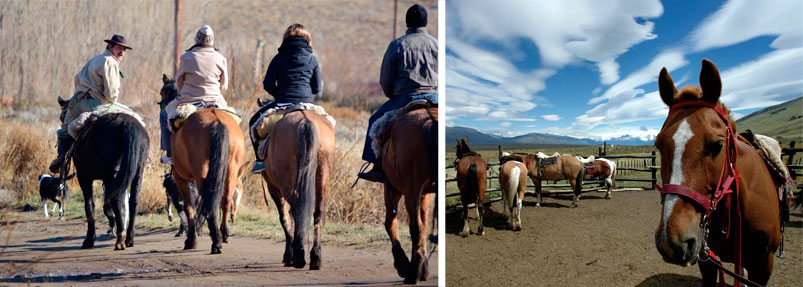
[159,109,171,157]
[361,93,438,165]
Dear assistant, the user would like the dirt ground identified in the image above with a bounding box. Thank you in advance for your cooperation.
[0,211,438,286]
[446,190,802,287]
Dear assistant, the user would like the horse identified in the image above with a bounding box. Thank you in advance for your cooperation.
[522,153,585,207]
[455,137,488,237]
[259,102,335,270]
[653,59,781,286]
[499,154,527,231]
[162,77,247,254]
[576,155,617,199]
[56,98,149,250]
[380,104,437,284]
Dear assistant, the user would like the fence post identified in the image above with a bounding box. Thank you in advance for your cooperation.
[786,141,797,177]
[651,150,657,189]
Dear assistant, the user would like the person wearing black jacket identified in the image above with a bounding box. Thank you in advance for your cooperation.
[250,23,322,173]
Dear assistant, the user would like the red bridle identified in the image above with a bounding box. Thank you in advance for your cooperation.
[655,100,747,287]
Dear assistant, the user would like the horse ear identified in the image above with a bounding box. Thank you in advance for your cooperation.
[455,137,460,143]
[162,74,170,85]
[57,96,68,107]
[658,67,677,107]
[699,59,722,104]
[464,136,468,142]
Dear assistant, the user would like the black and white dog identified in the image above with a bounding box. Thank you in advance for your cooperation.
[37,173,74,220]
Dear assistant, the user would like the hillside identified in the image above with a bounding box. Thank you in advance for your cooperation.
[445,126,652,149]
[736,97,803,145]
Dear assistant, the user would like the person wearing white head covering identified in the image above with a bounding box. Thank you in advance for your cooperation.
[160,25,229,164]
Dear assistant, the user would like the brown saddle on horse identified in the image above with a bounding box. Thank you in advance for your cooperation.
[370,99,437,159]
[169,102,241,131]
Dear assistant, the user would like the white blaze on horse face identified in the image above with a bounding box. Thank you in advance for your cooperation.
[662,119,694,236]
[670,120,693,185]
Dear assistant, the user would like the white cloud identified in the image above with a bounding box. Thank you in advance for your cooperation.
[690,0,803,52]
[448,0,663,86]
[500,122,512,127]
[542,115,561,121]
[719,48,803,110]
[588,50,688,105]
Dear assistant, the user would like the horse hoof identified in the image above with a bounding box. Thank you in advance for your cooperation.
[58,216,65,221]
[81,241,94,249]
[284,261,293,267]
[125,240,134,247]
[535,203,541,207]
[293,258,306,269]
[168,215,174,222]
[403,276,419,285]
[309,261,321,270]
[459,231,468,238]
[211,247,222,254]
[183,243,196,250]
[114,243,125,250]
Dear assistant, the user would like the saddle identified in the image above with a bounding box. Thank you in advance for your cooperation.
[370,100,437,159]
[249,102,336,159]
[738,130,794,197]
[68,104,145,139]
[538,156,558,167]
[168,102,241,132]
[582,161,596,176]
[500,154,525,165]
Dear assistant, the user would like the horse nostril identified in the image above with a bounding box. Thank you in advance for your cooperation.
[682,237,697,259]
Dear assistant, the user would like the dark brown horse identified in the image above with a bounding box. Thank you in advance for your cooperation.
[455,137,488,237]
[522,153,584,207]
[260,109,335,270]
[381,106,437,284]
[164,78,247,254]
[653,59,780,286]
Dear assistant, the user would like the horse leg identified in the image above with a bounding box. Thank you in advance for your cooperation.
[605,178,612,199]
[266,180,294,266]
[103,200,116,238]
[110,194,126,250]
[220,170,235,244]
[166,191,174,222]
[310,167,329,270]
[698,259,718,287]
[569,178,579,208]
[401,189,427,284]
[416,191,435,282]
[746,252,773,286]
[175,176,197,250]
[384,183,408,278]
[79,177,96,249]
[459,194,471,237]
[535,177,543,207]
[476,197,485,236]
[205,201,222,254]
[57,198,64,220]
[501,185,511,229]
[126,167,142,248]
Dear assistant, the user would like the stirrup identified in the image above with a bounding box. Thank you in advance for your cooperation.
[251,161,265,174]
[160,156,173,165]
[351,162,372,188]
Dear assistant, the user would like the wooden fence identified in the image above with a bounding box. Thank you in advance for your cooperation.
[445,147,658,203]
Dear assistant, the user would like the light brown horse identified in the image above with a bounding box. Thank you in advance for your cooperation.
[382,106,437,284]
[499,156,527,231]
[455,137,488,237]
[653,59,780,286]
[172,109,246,254]
[261,110,335,270]
[523,154,585,207]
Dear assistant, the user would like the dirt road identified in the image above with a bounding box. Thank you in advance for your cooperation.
[1,211,438,286]
[446,190,801,287]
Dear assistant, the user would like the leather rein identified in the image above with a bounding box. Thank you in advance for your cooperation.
[654,100,761,287]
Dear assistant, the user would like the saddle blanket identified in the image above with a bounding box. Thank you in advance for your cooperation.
[168,102,240,132]
[68,104,145,138]
[370,99,436,159]
[249,102,336,159]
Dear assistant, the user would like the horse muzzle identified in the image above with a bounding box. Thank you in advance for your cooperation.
[655,228,702,267]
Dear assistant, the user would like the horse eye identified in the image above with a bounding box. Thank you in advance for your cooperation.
[704,140,724,156]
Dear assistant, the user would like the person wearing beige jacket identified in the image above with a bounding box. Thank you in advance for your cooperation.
[50,34,131,173]
[160,25,229,164]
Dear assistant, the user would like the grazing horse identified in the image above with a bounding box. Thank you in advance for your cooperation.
[56,98,149,250]
[260,107,335,270]
[576,156,617,199]
[455,137,488,237]
[522,154,584,207]
[381,105,437,284]
[163,79,247,254]
[499,155,527,231]
[653,59,780,286]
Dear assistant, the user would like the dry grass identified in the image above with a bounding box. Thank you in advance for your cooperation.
[0,0,437,227]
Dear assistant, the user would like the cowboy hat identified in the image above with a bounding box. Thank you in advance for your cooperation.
[103,34,132,50]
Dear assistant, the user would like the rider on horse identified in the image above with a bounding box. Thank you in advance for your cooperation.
[357,4,438,182]
[249,23,322,173]
[49,34,132,173]
[160,25,230,164]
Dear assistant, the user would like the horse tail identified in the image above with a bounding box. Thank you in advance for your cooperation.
[201,120,230,217]
[510,165,521,207]
[293,119,319,249]
[105,122,147,204]
[608,160,617,188]
[467,164,479,202]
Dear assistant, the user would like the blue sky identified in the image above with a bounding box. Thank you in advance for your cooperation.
[445,0,803,141]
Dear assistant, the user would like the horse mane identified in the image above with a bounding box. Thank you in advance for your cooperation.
[674,85,735,131]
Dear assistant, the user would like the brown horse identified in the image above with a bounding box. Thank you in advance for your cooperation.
[260,109,335,270]
[455,137,488,237]
[381,106,437,284]
[522,154,585,207]
[499,155,527,230]
[653,59,780,286]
